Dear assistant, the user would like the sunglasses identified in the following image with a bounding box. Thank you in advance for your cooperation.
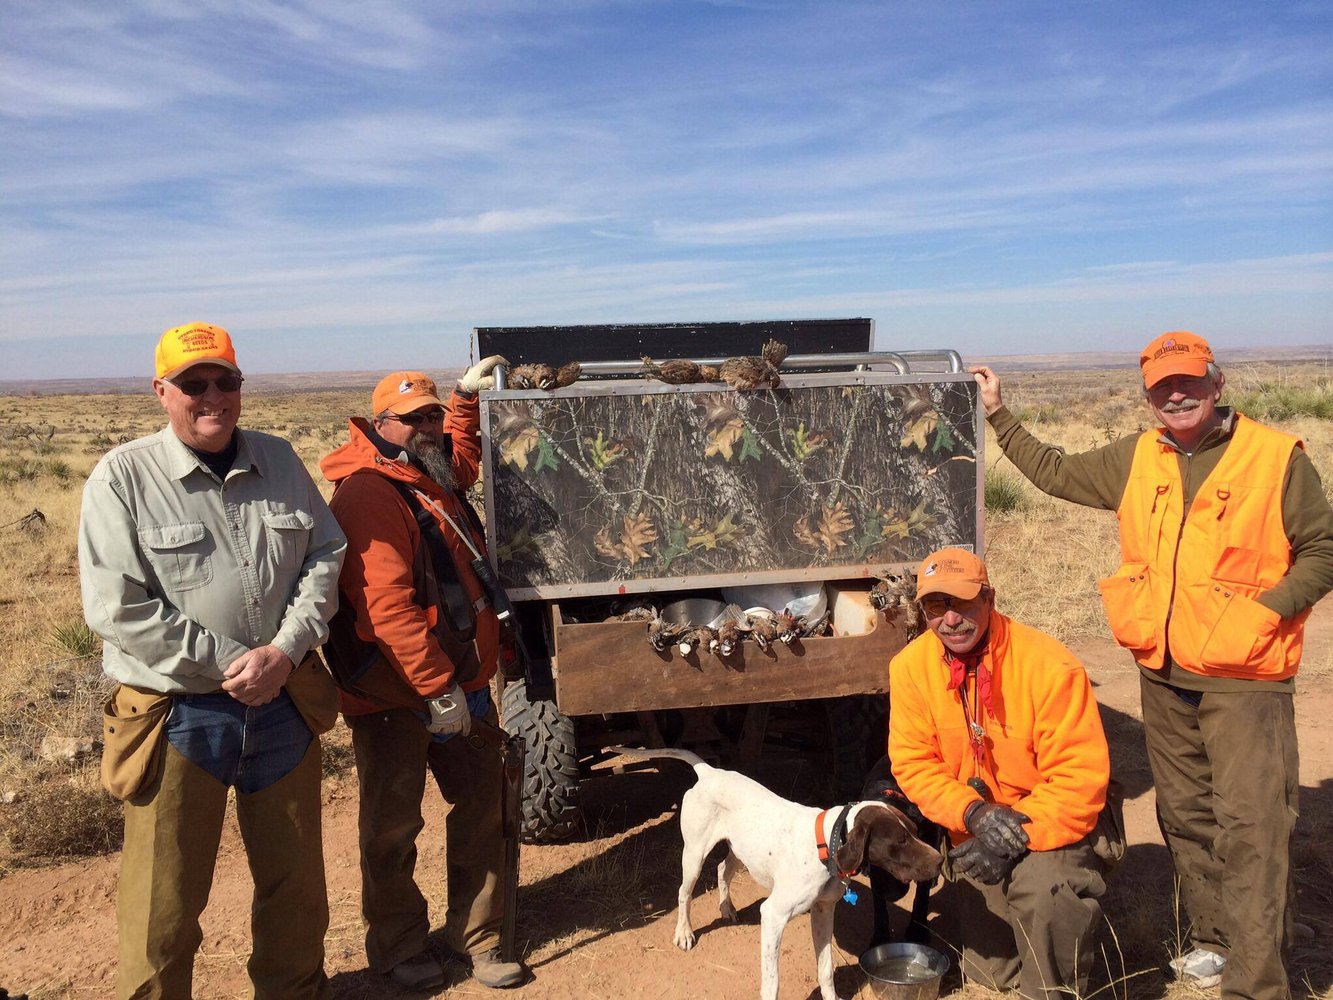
[383,407,446,427]
[168,373,244,396]
[919,591,988,619]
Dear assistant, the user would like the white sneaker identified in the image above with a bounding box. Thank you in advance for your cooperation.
[1169,948,1225,990]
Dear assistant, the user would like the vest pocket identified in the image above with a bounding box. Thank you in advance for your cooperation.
[1097,562,1157,656]
[1197,586,1286,677]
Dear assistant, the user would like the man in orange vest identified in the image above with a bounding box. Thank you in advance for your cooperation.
[890,547,1116,1000]
[970,333,1333,1000]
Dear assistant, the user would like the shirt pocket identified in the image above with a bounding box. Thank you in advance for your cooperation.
[262,509,313,573]
[138,522,212,592]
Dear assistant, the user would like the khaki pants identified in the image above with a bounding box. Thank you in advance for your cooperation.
[941,837,1107,1000]
[348,707,506,971]
[1140,676,1297,1000]
[116,742,329,1000]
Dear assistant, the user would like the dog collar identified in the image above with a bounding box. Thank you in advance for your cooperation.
[814,804,859,880]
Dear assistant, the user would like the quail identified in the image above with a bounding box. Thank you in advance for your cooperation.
[642,356,703,385]
[508,363,557,390]
[647,616,686,652]
[553,361,582,388]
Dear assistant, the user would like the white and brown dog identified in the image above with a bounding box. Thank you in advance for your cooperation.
[617,747,943,1000]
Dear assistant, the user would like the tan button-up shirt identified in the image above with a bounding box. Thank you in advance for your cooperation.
[78,425,347,694]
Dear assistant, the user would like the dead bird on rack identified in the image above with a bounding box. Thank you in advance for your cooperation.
[508,361,582,390]
[647,616,688,653]
[719,338,787,390]
[641,356,723,386]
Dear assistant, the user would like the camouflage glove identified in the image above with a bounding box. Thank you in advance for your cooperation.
[459,355,508,394]
[949,837,1013,885]
[425,683,472,738]
[964,800,1031,860]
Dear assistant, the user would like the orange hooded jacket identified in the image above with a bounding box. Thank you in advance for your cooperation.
[320,390,499,714]
[888,610,1109,852]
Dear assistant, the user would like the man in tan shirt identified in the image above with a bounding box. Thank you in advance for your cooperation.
[79,322,346,999]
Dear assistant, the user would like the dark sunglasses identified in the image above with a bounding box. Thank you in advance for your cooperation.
[168,373,244,396]
[383,407,446,427]
[919,590,988,618]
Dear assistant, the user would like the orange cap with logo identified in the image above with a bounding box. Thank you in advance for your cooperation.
[373,371,445,415]
[1139,331,1214,389]
[155,322,240,379]
[916,547,989,601]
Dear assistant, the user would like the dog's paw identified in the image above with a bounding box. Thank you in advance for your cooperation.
[673,925,696,951]
[719,900,738,922]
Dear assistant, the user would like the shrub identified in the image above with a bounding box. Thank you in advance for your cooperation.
[5,781,124,861]
[1230,385,1333,421]
[985,469,1029,514]
[49,620,100,658]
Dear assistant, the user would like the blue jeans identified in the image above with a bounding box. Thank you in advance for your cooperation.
[165,690,313,793]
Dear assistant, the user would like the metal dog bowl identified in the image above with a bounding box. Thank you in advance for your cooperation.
[660,595,728,627]
[859,942,949,1000]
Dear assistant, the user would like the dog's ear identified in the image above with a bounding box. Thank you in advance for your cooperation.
[834,814,872,876]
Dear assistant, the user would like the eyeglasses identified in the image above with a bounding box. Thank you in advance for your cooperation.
[383,407,446,427]
[919,591,988,619]
[168,373,244,396]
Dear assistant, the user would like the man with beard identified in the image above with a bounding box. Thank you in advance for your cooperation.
[889,547,1115,1000]
[971,332,1333,1000]
[320,363,528,992]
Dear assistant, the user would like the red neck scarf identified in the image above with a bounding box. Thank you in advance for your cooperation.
[944,637,993,716]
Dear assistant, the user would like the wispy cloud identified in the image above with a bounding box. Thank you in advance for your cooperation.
[2,0,1329,378]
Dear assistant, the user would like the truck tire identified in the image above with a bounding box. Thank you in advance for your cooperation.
[500,679,581,843]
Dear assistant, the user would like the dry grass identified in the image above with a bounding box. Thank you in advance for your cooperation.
[0,367,1331,998]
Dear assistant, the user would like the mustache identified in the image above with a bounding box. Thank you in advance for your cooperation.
[937,621,976,638]
[1160,398,1202,414]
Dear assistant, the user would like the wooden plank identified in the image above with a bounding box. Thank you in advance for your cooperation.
[473,318,874,367]
[551,613,908,716]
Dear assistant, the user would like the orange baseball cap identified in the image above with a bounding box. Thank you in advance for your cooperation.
[373,371,445,415]
[1139,331,1214,389]
[155,322,240,379]
[916,547,989,601]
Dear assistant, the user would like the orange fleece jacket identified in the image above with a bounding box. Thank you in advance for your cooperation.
[889,610,1109,852]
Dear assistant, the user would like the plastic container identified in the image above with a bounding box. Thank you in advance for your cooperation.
[720,582,827,620]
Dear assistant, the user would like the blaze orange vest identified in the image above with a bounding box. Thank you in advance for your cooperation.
[1097,415,1306,680]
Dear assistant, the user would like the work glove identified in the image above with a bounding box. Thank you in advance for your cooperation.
[964,800,1031,860]
[458,355,508,394]
[425,684,472,738]
[949,837,1014,885]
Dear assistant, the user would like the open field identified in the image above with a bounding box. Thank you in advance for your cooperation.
[0,358,1331,999]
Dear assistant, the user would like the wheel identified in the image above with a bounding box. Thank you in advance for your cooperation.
[500,679,581,843]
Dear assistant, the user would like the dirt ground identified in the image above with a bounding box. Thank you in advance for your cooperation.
[3,603,1332,1000]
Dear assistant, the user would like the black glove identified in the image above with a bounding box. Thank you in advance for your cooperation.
[949,838,1013,885]
[964,800,1031,860]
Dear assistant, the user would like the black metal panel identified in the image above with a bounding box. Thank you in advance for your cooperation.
[472,318,873,367]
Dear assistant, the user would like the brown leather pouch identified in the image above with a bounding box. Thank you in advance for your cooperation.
[101,684,173,801]
[286,651,341,735]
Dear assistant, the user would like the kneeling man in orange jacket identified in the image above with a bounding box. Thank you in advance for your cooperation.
[889,547,1118,1000]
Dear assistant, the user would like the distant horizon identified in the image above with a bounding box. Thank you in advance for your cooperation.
[3,341,1328,397]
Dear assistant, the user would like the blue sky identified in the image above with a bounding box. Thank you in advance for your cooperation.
[2,1,1330,380]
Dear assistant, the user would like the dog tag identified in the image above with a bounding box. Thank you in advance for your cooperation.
[842,885,858,905]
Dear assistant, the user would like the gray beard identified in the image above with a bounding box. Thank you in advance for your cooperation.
[412,440,456,490]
